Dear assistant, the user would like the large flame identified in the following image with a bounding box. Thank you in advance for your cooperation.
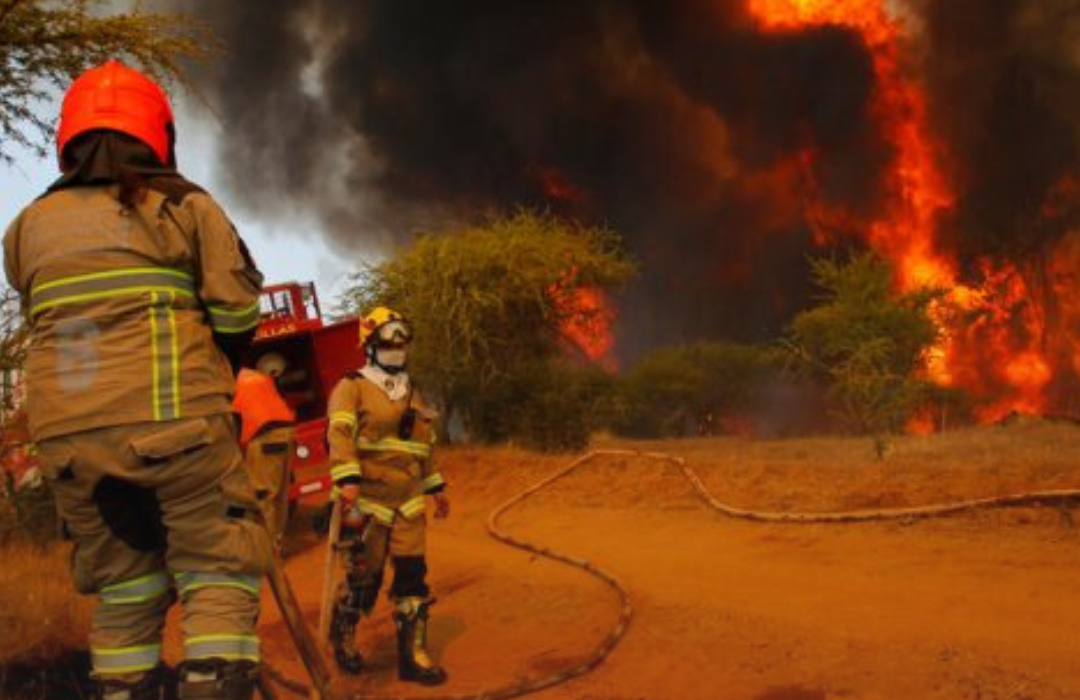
[537,166,617,369]
[749,0,954,288]
[548,262,618,370]
[748,0,1055,423]
[558,286,618,369]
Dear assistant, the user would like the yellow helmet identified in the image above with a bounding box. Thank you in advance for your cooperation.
[358,306,412,347]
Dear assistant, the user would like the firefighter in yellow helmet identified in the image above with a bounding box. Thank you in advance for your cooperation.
[325,307,450,684]
[3,61,269,700]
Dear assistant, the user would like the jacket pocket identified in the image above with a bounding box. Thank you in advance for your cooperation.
[129,418,212,464]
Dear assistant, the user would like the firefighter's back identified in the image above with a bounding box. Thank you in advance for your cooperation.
[6,184,243,440]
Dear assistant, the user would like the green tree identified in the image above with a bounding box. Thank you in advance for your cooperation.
[609,341,784,438]
[0,0,212,162]
[785,251,942,443]
[341,209,636,449]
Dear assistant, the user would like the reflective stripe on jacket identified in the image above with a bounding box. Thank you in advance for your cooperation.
[3,185,263,440]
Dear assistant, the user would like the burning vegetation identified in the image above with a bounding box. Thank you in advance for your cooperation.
[747,0,1080,423]
[179,0,1080,426]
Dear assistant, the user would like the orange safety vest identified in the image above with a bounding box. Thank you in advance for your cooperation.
[232,368,296,447]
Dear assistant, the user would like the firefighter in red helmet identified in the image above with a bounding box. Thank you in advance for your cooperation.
[4,61,268,700]
[325,307,450,684]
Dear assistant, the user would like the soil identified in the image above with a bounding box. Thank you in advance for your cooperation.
[6,421,1080,700]
[255,424,1080,700]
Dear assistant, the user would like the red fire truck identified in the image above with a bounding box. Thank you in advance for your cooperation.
[252,281,364,503]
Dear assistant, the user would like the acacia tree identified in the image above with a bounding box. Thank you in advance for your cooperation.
[341,210,636,448]
[785,251,943,444]
[0,0,212,162]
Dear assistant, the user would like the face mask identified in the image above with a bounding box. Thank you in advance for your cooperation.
[375,348,407,370]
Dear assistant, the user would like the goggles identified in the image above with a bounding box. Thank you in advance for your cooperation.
[375,320,412,346]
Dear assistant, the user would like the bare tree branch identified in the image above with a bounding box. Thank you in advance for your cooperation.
[0,0,217,163]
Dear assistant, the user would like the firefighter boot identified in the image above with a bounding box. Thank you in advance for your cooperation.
[93,666,166,700]
[330,567,382,675]
[329,602,364,674]
[393,597,447,686]
[176,659,258,700]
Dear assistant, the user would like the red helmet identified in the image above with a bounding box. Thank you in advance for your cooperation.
[57,60,174,166]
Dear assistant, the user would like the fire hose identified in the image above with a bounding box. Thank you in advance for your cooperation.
[262,448,1080,700]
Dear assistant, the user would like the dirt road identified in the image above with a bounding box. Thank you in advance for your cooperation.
[255,428,1080,700]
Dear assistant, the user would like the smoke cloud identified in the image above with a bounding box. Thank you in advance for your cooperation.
[916,0,1080,265]
[172,0,1080,360]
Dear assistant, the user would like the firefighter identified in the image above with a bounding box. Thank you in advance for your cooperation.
[3,61,269,700]
[233,352,297,551]
[325,307,450,685]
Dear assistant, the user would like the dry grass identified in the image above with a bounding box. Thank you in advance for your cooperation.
[0,541,90,667]
[591,417,1080,512]
[438,417,1080,515]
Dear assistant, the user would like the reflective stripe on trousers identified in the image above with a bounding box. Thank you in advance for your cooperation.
[184,634,260,662]
[174,571,262,663]
[92,570,172,676]
[175,572,261,599]
[92,643,163,675]
[100,570,171,605]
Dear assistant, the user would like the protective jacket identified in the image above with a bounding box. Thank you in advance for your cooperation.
[233,368,296,447]
[326,371,445,526]
[4,182,263,441]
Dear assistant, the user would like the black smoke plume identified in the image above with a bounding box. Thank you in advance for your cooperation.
[171,0,1080,361]
[915,0,1080,266]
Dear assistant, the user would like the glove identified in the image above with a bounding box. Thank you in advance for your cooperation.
[338,483,365,529]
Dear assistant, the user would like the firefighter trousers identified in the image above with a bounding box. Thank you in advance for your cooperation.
[339,511,431,603]
[244,424,295,549]
[36,413,272,679]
